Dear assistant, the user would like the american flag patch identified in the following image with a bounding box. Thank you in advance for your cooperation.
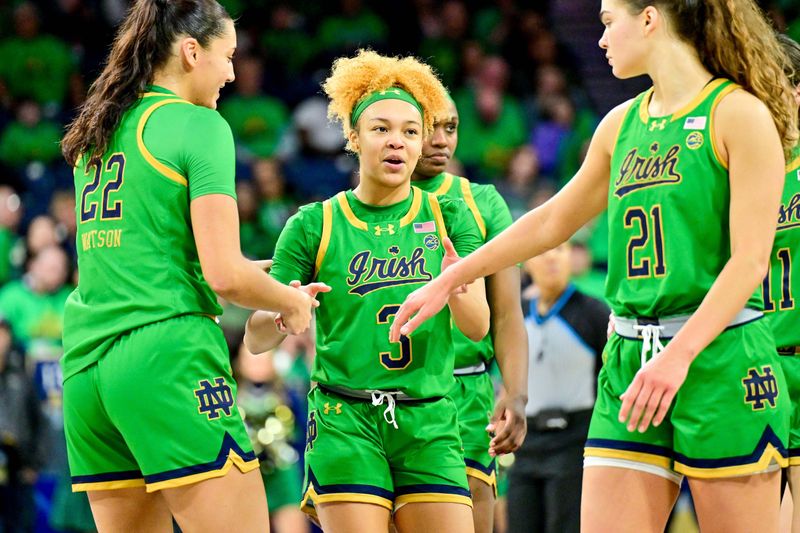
[683,116,706,130]
[413,221,436,233]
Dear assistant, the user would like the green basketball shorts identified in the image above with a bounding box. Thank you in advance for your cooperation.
[585,318,789,481]
[64,314,258,492]
[451,370,496,490]
[300,385,472,516]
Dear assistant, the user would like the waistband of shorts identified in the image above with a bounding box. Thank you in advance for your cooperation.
[316,384,442,403]
[778,346,800,356]
[454,361,488,376]
[614,308,762,340]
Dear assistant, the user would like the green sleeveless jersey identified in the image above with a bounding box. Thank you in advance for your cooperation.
[62,86,237,380]
[270,187,483,398]
[763,146,800,347]
[606,79,762,317]
[414,172,513,367]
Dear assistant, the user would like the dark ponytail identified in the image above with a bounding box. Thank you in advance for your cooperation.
[621,0,798,157]
[61,0,230,165]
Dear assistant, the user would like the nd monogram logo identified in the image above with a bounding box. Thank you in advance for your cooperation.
[194,377,234,420]
[324,402,342,415]
[742,366,779,410]
[306,411,318,451]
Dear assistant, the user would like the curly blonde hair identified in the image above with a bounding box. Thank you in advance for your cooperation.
[322,49,450,151]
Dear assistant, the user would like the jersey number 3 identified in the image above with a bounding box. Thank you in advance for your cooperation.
[377,305,412,370]
[80,154,125,223]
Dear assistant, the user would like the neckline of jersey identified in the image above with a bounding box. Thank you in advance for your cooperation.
[638,78,726,124]
[344,188,415,220]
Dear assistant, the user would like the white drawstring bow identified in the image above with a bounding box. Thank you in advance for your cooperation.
[370,391,399,429]
[633,324,665,367]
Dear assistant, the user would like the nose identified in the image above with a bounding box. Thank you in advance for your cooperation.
[430,126,447,147]
[598,29,608,50]
[387,131,405,150]
[227,64,235,84]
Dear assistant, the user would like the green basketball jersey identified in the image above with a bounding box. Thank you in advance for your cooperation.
[414,172,513,367]
[270,187,482,398]
[763,146,800,347]
[62,87,237,380]
[606,79,762,317]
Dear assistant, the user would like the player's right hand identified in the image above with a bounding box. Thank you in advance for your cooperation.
[277,280,331,335]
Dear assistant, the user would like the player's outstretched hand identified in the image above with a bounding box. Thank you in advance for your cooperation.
[275,280,331,334]
[487,394,527,456]
[618,347,690,433]
[389,277,451,342]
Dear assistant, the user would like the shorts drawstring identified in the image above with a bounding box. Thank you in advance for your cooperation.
[633,324,665,367]
[370,391,399,429]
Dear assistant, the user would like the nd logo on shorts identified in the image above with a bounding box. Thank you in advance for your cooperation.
[306,411,318,451]
[194,377,235,420]
[742,365,778,411]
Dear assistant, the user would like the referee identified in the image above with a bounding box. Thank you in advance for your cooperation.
[507,241,609,533]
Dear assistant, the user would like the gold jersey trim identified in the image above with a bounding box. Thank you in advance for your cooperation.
[137,98,192,186]
[709,83,741,170]
[315,199,333,276]
[433,172,455,196]
[459,177,486,239]
[428,193,448,243]
[637,78,730,124]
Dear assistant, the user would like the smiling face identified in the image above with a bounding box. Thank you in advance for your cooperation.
[350,98,423,193]
[414,99,458,179]
[185,18,237,109]
[598,0,650,79]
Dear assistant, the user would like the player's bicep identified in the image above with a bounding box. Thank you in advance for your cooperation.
[190,194,243,288]
[716,92,783,262]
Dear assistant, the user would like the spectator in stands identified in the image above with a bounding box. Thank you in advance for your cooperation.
[454,56,527,182]
[0,185,23,284]
[0,316,45,533]
[252,158,295,259]
[0,100,62,169]
[0,2,77,114]
[219,55,291,160]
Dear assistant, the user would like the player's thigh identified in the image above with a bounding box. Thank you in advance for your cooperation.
[99,315,258,491]
[581,466,678,533]
[689,470,781,533]
[316,502,390,533]
[161,467,269,533]
[395,502,474,533]
[87,486,172,533]
[468,476,495,533]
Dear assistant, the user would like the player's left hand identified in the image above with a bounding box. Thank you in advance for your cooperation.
[618,347,690,433]
[487,394,527,456]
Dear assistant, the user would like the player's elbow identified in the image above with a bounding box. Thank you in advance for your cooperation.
[205,269,240,300]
